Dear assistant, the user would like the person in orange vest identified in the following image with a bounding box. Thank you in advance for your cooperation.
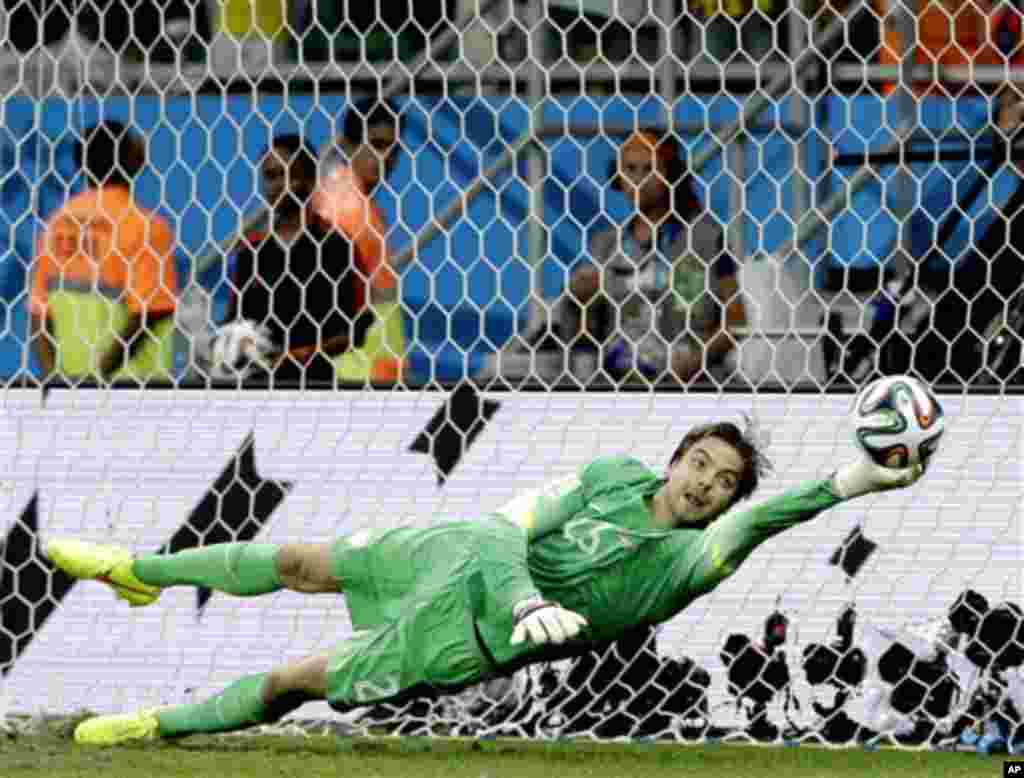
[313,97,405,384]
[29,120,179,383]
[878,0,1024,96]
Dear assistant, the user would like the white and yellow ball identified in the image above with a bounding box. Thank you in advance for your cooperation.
[853,375,945,469]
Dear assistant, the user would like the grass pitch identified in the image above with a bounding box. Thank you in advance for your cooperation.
[0,729,1011,778]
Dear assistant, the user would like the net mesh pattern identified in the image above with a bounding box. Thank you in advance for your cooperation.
[0,0,1021,753]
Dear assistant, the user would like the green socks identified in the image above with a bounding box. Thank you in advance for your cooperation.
[133,543,283,596]
[136,547,318,739]
[157,674,270,737]
[156,674,317,738]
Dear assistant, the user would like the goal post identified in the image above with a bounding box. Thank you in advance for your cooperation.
[0,0,1021,752]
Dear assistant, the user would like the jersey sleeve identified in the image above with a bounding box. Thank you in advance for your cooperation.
[679,478,843,596]
[481,455,661,619]
[474,514,544,621]
[494,455,656,541]
[494,472,585,540]
[580,455,657,496]
[483,468,591,620]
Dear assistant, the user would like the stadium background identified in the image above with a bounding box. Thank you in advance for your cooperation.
[0,0,1021,765]
[0,92,1017,381]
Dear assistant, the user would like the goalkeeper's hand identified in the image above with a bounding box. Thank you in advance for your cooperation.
[831,457,925,500]
[510,595,588,646]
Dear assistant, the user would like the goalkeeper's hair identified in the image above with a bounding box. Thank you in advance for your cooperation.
[668,415,773,504]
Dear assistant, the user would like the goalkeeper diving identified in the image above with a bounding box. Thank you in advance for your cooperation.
[46,419,925,745]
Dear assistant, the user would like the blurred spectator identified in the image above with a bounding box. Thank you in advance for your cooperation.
[499,128,745,386]
[221,134,372,384]
[313,97,406,384]
[28,120,179,383]
[878,0,1024,96]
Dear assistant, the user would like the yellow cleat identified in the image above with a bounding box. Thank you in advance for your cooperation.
[44,538,160,607]
[74,710,161,746]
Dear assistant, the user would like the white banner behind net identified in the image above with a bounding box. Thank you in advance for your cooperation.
[0,390,1019,743]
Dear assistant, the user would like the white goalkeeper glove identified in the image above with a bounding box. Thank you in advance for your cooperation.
[510,595,588,646]
[210,320,276,379]
[831,456,925,501]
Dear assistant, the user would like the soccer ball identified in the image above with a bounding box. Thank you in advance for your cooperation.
[852,375,945,469]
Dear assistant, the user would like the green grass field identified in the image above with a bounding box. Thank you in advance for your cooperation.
[0,731,1013,778]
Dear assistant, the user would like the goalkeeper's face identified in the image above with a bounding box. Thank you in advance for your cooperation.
[663,436,743,525]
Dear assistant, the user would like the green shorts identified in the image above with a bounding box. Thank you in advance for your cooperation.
[324,525,497,709]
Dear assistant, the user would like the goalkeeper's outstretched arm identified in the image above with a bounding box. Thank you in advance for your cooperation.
[684,459,924,595]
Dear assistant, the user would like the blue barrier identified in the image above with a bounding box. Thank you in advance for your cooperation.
[0,92,1015,382]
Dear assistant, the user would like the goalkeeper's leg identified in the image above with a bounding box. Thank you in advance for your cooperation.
[74,653,329,745]
[75,601,484,746]
[45,538,340,606]
[73,537,494,746]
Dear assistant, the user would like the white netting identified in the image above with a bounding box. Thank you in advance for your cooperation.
[0,0,1021,754]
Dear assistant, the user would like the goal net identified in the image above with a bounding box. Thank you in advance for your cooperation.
[0,0,1021,751]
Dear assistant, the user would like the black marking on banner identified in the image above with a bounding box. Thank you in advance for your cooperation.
[157,432,293,616]
[0,494,75,674]
[829,525,879,580]
[410,383,500,485]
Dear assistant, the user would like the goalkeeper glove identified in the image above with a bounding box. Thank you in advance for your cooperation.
[831,457,925,501]
[211,320,276,378]
[510,595,588,646]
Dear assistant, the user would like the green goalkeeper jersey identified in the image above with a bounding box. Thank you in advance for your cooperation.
[472,455,842,668]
